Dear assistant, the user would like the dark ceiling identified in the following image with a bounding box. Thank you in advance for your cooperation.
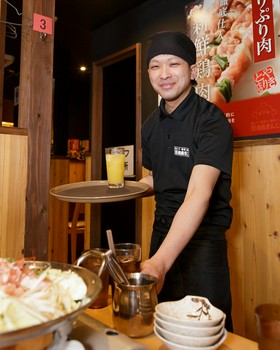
[55,0,150,71]
[56,0,150,32]
[4,0,150,74]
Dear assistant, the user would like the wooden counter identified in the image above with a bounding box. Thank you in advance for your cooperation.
[3,306,258,350]
[85,305,258,350]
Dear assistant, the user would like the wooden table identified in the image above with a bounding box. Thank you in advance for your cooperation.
[85,305,258,350]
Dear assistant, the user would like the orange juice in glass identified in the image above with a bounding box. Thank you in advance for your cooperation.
[105,147,125,188]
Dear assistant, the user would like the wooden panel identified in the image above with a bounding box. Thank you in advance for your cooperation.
[0,0,7,122]
[0,126,28,136]
[69,160,86,223]
[69,161,85,183]
[0,133,27,259]
[84,156,91,249]
[48,159,88,262]
[141,167,155,261]
[48,158,69,262]
[228,144,280,340]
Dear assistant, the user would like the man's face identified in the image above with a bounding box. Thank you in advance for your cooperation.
[148,54,196,110]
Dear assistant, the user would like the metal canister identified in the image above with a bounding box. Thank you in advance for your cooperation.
[112,273,158,338]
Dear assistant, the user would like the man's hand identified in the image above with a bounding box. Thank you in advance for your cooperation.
[140,258,166,294]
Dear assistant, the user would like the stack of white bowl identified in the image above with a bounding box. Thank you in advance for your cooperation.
[154,295,227,350]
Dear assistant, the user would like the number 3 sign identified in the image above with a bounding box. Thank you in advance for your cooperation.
[33,13,53,35]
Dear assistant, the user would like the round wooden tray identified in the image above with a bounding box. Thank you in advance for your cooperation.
[50,180,149,203]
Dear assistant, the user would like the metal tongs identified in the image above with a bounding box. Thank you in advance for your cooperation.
[75,248,129,285]
[104,249,130,285]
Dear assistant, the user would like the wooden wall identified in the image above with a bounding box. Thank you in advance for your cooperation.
[141,140,280,341]
[48,157,91,263]
[228,140,280,340]
[0,128,27,259]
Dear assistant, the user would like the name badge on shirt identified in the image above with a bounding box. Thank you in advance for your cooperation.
[174,146,189,158]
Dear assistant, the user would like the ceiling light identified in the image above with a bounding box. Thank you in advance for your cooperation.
[80,66,87,72]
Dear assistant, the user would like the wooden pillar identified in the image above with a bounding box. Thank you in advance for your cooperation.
[0,1,7,122]
[18,0,55,259]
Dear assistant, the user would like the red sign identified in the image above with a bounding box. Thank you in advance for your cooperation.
[33,13,53,35]
[254,66,277,94]
[217,93,280,139]
[252,0,276,63]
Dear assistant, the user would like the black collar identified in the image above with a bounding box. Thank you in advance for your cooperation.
[159,87,196,121]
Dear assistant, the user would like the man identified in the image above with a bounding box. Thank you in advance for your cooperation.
[140,31,233,331]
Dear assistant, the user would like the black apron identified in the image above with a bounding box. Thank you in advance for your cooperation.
[150,216,233,332]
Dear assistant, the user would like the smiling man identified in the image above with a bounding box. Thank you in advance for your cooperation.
[140,31,234,331]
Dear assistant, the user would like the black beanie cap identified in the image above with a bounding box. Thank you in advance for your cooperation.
[146,31,196,66]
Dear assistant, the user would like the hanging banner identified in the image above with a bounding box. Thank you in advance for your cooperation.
[185,0,280,140]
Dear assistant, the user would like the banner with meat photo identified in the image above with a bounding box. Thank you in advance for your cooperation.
[185,0,280,140]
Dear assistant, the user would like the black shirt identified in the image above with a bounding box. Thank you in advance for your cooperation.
[142,88,233,228]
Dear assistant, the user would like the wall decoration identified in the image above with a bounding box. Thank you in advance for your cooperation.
[185,0,280,140]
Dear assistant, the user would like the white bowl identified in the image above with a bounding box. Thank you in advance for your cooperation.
[154,323,224,347]
[154,313,225,337]
[154,326,227,350]
[155,295,224,327]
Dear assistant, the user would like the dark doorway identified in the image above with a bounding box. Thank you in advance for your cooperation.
[90,43,142,248]
[101,56,136,246]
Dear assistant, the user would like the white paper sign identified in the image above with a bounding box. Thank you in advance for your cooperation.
[120,144,134,177]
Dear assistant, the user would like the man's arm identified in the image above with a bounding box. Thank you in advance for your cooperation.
[141,164,221,292]
[139,170,154,196]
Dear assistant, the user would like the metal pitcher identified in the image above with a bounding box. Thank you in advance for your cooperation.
[112,272,158,338]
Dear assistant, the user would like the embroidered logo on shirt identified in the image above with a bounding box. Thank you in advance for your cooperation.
[174,146,189,157]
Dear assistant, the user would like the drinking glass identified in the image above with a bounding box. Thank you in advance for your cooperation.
[255,304,280,350]
[105,147,125,188]
[114,243,141,273]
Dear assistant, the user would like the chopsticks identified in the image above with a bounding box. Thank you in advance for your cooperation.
[106,229,116,255]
